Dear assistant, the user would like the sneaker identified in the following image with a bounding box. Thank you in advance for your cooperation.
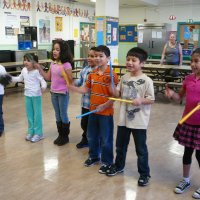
[84,158,100,167]
[31,135,44,143]
[138,175,150,186]
[76,139,88,149]
[25,134,33,141]
[98,164,111,174]
[192,188,200,199]
[174,179,191,194]
[106,165,124,176]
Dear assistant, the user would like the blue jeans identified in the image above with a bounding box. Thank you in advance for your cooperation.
[115,126,150,176]
[87,113,114,165]
[0,95,4,132]
[51,92,70,123]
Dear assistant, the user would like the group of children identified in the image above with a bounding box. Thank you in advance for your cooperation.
[0,40,200,198]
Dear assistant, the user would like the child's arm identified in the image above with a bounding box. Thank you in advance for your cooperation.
[11,73,24,83]
[37,72,47,91]
[34,62,51,81]
[65,68,73,84]
[133,98,154,106]
[68,84,90,94]
[165,84,185,102]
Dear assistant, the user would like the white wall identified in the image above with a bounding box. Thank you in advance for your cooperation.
[119,4,200,31]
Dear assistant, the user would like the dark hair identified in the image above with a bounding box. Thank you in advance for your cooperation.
[90,46,97,51]
[126,47,148,62]
[23,53,38,62]
[51,40,73,64]
[192,48,200,56]
[95,45,110,57]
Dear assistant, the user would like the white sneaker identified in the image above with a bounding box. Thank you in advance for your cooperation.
[174,179,191,194]
[193,188,200,199]
[31,135,44,143]
[25,134,33,141]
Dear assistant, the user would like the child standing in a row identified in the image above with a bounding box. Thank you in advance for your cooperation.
[12,54,47,142]
[165,48,200,199]
[106,47,155,187]
[74,46,97,149]
[69,45,118,173]
[36,40,73,146]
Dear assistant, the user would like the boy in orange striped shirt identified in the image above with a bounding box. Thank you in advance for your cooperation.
[69,45,118,173]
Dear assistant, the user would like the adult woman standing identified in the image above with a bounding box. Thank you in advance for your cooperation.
[160,33,183,66]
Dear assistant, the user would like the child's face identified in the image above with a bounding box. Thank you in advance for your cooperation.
[53,43,61,60]
[126,56,143,73]
[95,51,109,67]
[23,58,34,71]
[191,53,200,76]
[87,50,96,68]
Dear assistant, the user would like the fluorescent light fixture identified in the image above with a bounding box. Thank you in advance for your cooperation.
[90,0,96,2]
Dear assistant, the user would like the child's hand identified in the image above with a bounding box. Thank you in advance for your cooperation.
[34,62,40,69]
[109,84,119,97]
[165,84,174,98]
[132,98,143,106]
[41,87,46,92]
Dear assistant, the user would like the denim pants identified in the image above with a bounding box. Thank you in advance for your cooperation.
[25,96,43,135]
[87,113,114,165]
[51,92,70,123]
[0,95,4,133]
[115,126,150,177]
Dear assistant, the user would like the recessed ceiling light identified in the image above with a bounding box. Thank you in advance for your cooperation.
[90,0,96,2]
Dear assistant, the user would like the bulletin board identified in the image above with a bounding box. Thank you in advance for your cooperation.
[119,25,137,43]
[106,19,118,46]
[177,22,200,55]
[80,22,95,43]
[96,17,104,46]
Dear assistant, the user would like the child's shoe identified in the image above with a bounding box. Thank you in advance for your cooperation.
[174,179,191,194]
[106,164,124,176]
[192,188,200,199]
[84,158,100,167]
[138,175,151,186]
[25,134,33,141]
[98,164,111,174]
[31,135,44,143]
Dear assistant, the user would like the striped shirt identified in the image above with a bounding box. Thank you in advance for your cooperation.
[86,66,118,116]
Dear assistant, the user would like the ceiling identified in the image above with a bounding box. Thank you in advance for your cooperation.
[64,0,200,8]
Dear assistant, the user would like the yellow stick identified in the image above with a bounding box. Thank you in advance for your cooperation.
[60,67,69,86]
[108,97,133,103]
[179,104,200,125]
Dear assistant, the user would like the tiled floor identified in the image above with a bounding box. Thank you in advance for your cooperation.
[0,90,199,200]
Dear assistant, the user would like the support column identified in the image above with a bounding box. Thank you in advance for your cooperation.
[95,0,119,64]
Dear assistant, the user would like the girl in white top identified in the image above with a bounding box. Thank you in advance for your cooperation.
[0,64,7,136]
[12,54,47,142]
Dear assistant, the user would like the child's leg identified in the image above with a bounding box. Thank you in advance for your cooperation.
[25,96,34,135]
[32,96,43,135]
[87,114,100,159]
[182,147,194,178]
[115,126,131,170]
[51,93,62,122]
[195,149,200,167]
[99,115,114,166]
[132,129,150,177]
[80,107,89,141]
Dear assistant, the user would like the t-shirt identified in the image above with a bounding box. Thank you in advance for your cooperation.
[117,73,155,129]
[182,74,200,125]
[165,42,180,65]
[86,66,118,116]
[50,62,72,93]
[0,65,6,95]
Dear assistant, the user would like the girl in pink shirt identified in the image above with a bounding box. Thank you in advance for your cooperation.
[36,40,73,146]
[165,48,200,198]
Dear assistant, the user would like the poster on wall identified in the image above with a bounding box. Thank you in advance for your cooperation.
[119,25,137,43]
[5,12,19,36]
[55,17,63,32]
[80,22,95,43]
[106,17,118,46]
[20,16,30,33]
[96,17,104,46]
[39,19,50,43]
[178,22,200,55]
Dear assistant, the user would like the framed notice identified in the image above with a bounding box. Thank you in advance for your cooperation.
[119,25,137,43]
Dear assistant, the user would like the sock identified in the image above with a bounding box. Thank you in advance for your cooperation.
[183,177,190,183]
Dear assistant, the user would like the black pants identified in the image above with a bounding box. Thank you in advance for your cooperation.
[81,107,89,139]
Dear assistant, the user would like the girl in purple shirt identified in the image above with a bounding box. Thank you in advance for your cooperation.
[36,40,73,146]
[165,48,200,198]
